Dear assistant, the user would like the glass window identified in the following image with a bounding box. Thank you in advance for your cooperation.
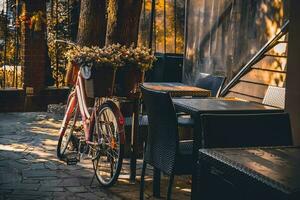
[183,0,289,84]
[138,0,185,54]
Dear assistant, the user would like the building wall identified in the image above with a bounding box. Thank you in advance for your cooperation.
[286,0,300,145]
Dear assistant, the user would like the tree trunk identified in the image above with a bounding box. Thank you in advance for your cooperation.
[77,0,107,47]
[70,0,81,41]
[106,0,143,46]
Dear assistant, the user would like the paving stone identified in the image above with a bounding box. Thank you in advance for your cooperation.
[40,179,62,186]
[39,185,65,192]
[44,161,59,170]
[58,178,81,187]
[22,179,41,184]
[5,160,28,171]
[0,183,40,191]
[25,176,59,181]
[0,151,24,160]
[66,169,93,179]
[58,163,82,170]
[0,189,13,195]
[11,190,53,197]
[23,154,36,161]
[0,171,21,184]
[22,169,58,178]
[52,191,75,200]
[29,163,46,170]
[78,177,95,186]
[4,194,49,200]
[15,158,32,165]
[75,192,99,199]
[65,186,88,193]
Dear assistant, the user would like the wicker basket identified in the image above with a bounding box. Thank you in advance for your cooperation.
[114,66,145,99]
[84,66,116,98]
[65,61,79,86]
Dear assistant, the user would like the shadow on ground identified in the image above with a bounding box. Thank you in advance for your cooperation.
[0,112,191,199]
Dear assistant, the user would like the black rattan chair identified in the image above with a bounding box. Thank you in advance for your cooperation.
[176,73,226,127]
[140,85,193,200]
[201,113,293,148]
[195,73,226,97]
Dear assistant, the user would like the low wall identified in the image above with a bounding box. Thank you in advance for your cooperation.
[0,87,70,112]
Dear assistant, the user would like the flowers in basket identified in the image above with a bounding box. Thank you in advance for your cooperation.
[65,43,156,71]
[65,44,123,69]
[119,45,156,71]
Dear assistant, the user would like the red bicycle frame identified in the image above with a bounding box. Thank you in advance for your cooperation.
[59,71,125,145]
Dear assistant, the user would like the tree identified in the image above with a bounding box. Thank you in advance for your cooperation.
[70,0,80,41]
[106,0,143,46]
[77,0,107,47]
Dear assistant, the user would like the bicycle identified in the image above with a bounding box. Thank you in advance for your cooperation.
[56,62,126,187]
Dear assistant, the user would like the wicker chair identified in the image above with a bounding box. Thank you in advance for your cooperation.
[201,113,293,148]
[176,73,226,127]
[140,86,193,200]
[262,86,286,109]
[194,73,226,97]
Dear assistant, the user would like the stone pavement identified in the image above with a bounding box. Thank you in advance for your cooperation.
[0,112,191,200]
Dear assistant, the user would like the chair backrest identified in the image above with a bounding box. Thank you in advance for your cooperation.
[194,73,226,97]
[262,86,286,109]
[201,113,293,148]
[141,85,179,175]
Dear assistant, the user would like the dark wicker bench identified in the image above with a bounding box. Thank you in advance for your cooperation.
[198,146,300,200]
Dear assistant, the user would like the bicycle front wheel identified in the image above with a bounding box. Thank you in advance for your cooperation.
[93,102,124,187]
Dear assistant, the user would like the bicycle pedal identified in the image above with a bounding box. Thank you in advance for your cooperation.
[65,155,79,165]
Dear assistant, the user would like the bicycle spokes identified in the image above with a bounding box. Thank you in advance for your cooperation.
[92,103,124,187]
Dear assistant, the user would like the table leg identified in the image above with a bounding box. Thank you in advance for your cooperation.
[191,115,201,200]
[130,99,140,183]
[153,167,161,197]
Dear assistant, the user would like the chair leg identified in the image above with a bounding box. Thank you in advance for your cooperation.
[167,173,175,200]
[140,160,147,200]
[153,167,161,197]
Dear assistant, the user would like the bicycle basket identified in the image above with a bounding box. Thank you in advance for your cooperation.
[65,61,79,86]
[114,66,145,99]
[84,66,116,98]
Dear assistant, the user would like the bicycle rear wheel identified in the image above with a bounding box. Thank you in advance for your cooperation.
[57,99,80,160]
[92,102,124,187]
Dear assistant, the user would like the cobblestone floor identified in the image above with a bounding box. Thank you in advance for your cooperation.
[0,112,191,200]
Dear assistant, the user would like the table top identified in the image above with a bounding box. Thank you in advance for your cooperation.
[173,98,281,114]
[199,146,300,194]
[142,82,211,97]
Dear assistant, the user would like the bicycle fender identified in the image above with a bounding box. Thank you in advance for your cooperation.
[102,100,126,144]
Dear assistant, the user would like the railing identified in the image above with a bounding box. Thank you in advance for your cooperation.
[220,20,289,96]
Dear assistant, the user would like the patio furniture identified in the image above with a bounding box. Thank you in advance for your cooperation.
[140,86,194,200]
[194,73,226,97]
[172,98,283,200]
[126,83,209,182]
[262,86,286,109]
[201,113,292,148]
[141,82,210,128]
[142,82,211,97]
[198,146,300,200]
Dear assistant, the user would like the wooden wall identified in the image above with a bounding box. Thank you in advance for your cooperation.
[286,0,300,145]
